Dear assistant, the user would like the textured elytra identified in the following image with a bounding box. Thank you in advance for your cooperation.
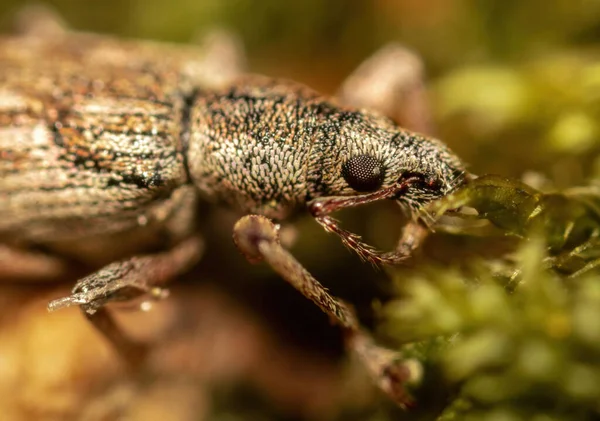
[0,34,194,247]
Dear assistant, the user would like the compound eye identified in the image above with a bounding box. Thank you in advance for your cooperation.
[342,154,385,192]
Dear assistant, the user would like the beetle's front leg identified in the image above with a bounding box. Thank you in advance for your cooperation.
[308,187,430,265]
[233,215,421,406]
[47,237,203,367]
[338,44,432,134]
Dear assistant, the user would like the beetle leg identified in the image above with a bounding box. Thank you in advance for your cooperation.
[185,28,247,89]
[233,214,421,406]
[48,186,201,314]
[47,236,203,367]
[312,215,428,265]
[393,219,429,257]
[337,43,432,134]
[47,236,203,314]
[0,245,70,281]
[83,307,148,370]
[308,181,430,265]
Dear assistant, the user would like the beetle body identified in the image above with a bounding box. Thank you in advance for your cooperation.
[0,34,197,264]
[189,77,464,220]
[0,26,465,406]
[0,32,463,266]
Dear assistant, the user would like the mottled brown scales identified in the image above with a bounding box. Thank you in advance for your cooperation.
[0,35,191,245]
[0,23,466,407]
[189,76,463,220]
[189,77,321,218]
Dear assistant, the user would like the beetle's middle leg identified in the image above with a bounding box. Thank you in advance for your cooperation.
[233,215,421,406]
[338,43,432,135]
[47,237,203,314]
[47,236,203,367]
[47,186,203,368]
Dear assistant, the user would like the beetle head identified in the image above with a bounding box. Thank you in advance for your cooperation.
[307,108,466,217]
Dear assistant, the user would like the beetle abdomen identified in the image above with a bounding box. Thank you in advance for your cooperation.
[0,37,189,241]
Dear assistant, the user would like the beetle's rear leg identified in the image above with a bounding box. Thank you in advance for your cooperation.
[338,44,432,134]
[233,215,421,406]
[47,237,203,367]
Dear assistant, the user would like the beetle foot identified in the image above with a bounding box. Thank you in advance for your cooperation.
[347,330,421,407]
[47,283,169,314]
[47,259,157,314]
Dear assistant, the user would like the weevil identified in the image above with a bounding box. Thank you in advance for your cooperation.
[0,7,466,406]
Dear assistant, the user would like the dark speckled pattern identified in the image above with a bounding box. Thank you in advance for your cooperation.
[0,33,464,250]
[188,75,464,219]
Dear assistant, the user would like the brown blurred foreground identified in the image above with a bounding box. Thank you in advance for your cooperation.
[0,278,384,420]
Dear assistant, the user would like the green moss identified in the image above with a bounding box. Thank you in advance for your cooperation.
[381,177,600,420]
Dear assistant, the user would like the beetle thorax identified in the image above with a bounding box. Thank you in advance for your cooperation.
[186,77,327,219]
